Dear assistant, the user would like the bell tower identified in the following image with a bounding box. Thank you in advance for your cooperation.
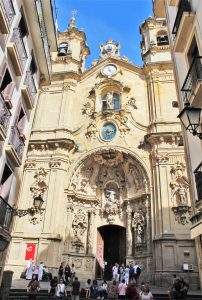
[52,13,90,74]
[140,17,171,64]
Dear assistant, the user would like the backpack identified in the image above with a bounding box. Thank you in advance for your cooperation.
[129,267,134,275]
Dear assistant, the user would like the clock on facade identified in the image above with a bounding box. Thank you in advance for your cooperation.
[101,122,117,141]
[101,64,117,77]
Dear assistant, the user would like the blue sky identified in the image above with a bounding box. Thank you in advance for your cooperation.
[54,0,153,67]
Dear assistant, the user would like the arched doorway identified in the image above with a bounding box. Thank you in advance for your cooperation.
[96,225,126,280]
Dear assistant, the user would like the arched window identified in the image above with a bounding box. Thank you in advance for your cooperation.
[156,31,169,46]
[102,92,121,112]
[58,42,69,56]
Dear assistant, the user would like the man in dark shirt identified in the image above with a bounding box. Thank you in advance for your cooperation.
[71,277,80,300]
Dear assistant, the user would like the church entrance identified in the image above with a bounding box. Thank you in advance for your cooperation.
[96,225,126,280]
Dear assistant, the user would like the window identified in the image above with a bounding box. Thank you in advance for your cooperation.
[30,52,37,74]
[102,92,121,112]
[19,9,28,37]
[16,108,27,140]
[58,42,69,56]
[0,69,14,109]
[194,163,202,201]
[187,36,199,66]
[157,31,169,46]
[0,164,13,202]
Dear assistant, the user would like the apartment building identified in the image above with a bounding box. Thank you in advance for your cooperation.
[161,0,202,288]
[0,0,57,280]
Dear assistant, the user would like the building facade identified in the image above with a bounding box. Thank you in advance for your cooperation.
[5,4,199,288]
[0,0,57,281]
[163,0,202,288]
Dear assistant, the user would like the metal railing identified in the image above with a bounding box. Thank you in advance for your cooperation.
[9,126,25,160]
[11,28,28,70]
[24,71,37,105]
[194,162,202,202]
[0,196,14,230]
[0,93,11,133]
[181,56,202,103]
[172,0,192,35]
[0,0,15,28]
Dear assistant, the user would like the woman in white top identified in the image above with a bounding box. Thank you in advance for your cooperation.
[56,278,66,298]
[124,266,130,285]
[25,260,33,280]
[140,286,153,300]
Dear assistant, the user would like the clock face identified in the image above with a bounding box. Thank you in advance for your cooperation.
[102,64,117,77]
[101,122,117,141]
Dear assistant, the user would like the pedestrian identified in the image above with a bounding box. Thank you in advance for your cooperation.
[129,263,135,282]
[100,280,108,299]
[126,282,139,300]
[71,263,76,282]
[56,278,66,298]
[65,263,71,284]
[26,260,34,280]
[33,263,39,281]
[124,265,130,285]
[49,276,58,297]
[71,277,81,300]
[58,262,64,280]
[38,262,44,281]
[112,263,119,281]
[118,279,127,299]
[119,265,125,282]
[90,280,100,299]
[27,274,40,300]
[134,263,141,283]
[139,286,153,300]
[107,280,118,300]
[85,279,91,298]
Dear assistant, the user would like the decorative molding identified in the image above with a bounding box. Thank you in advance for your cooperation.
[30,168,48,199]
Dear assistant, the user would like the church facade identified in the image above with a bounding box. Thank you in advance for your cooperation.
[6,12,199,287]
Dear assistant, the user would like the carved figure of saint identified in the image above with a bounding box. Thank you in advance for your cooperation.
[106,189,116,203]
[105,92,114,109]
[177,184,187,205]
[136,224,143,243]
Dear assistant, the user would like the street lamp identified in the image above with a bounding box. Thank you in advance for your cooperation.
[14,194,44,218]
[178,103,202,139]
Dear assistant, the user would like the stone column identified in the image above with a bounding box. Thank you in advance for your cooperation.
[126,206,133,257]
[86,210,94,255]
[64,203,74,252]
[146,195,151,254]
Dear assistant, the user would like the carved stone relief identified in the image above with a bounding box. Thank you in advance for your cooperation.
[71,210,88,252]
[30,168,48,199]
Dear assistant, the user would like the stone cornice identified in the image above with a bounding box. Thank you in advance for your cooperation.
[28,138,76,152]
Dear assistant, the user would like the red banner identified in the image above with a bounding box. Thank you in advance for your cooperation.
[96,231,104,269]
[25,243,36,260]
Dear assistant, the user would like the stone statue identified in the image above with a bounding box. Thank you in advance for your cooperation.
[106,189,116,203]
[105,92,114,109]
[136,224,143,243]
[132,211,145,244]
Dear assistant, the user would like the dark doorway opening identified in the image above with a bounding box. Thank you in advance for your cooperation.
[96,225,126,280]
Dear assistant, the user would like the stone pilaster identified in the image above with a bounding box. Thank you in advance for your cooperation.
[126,205,132,257]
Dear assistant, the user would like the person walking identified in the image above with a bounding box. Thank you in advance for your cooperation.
[90,280,100,299]
[129,263,135,282]
[71,263,76,283]
[26,260,34,280]
[56,278,66,299]
[38,262,44,281]
[85,279,91,298]
[112,263,119,281]
[71,277,81,300]
[58,262,64,281]
[27,274,40,300]
[65,263,71,284]
[49,276,58,297]
[118,279,127,299]
[124,265,130,285]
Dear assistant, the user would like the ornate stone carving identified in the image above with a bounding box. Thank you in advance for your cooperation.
[127,97,137,109]
[132,211,146,245]
[170,162,191,225]
[24,160,37,169]
[71,210,88,252]
[28,210,45,225]
[82,101,94,117]
[30,168,48,199]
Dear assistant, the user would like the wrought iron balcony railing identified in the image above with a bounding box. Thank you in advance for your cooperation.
[11,28,28,69]
[194,162,202,202]
[0,0,15,30]
[0,196,14,230]
[9,126,25,160]
[0,93,11,133]
[181,56,202,103]
[24,71,37,103]
[172,0,192,35]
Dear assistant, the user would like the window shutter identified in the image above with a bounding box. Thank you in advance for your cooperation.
[195,171,202,201]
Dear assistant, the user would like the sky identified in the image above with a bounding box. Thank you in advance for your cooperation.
[54,0,153,67]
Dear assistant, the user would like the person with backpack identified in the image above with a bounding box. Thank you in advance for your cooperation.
[27,274,40,300]
[134,263,141,283]
[129,263,135,282]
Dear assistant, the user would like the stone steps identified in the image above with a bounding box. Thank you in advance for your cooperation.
[8,288,202,300]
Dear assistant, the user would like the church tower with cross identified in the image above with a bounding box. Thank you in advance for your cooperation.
[6,8,199,288]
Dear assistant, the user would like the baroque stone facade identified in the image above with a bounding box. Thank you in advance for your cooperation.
[5,10,199,288]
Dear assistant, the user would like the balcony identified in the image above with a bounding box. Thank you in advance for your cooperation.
[21,71,37,109]
[172,0,195,52]
[181,56,202,106]
[0,197,13,231]
[5,126,25,167]
[0,0,15,34]
[0,94,11,140]
[7,28,28,76]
